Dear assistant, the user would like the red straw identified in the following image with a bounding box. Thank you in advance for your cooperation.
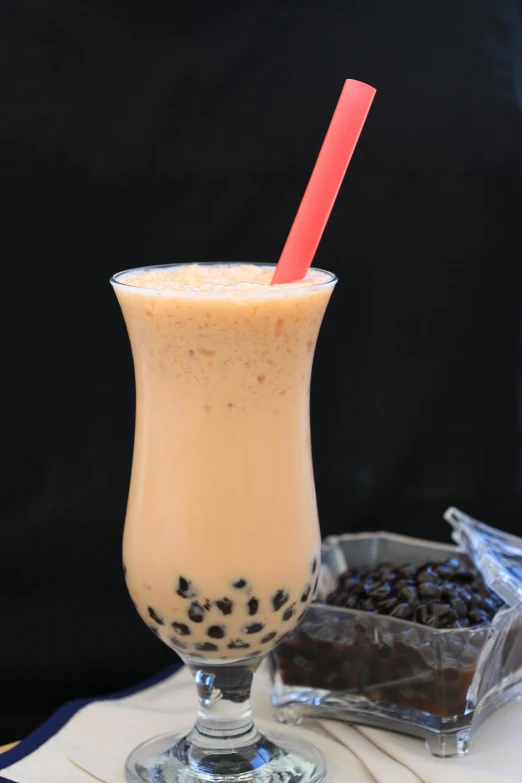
[271,79,376,284]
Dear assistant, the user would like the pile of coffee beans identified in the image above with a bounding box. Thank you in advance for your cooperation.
[326,557,503,629]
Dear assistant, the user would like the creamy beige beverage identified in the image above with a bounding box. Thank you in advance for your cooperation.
[113,263,335,660]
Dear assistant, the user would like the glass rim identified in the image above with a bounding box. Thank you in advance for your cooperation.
[110,262,337,297]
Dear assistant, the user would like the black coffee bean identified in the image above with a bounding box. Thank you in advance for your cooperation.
[415,604,429,624]
[454,617,470,628]
[435,564,455,579]
[378,598,398,614]
[430,603,450,617]
[228,639,250,649]
[398,586,417,604]
[177,577,197,599]
[393,578,415,593]
[417,569,441,584]
[418,582,443,600]
[390,602,413,620]
[340,578,358,592]
[482,597,500,614]
[455,568,475,583]
[169,636,187,650]
[247,598,259,615]
[261,631,277,644]
[282,606,295,621]
[397,564,416,579]
[216,598,234,615]
[244,622,264,634]
[445,608,458,625]
[469,609,490,626]
[369,584,391,600]
[172,622,191,636]
[149,625,160,637]
[459,588,473,604]
[232,578,247,589]
[301,584,311,602]
[450,598,468,618]
[147,606,164,625]
[188,602,205,623]
[207,625,225,639]
[272,589,289,611]
[441,585,454,602]
[196,642,218,652]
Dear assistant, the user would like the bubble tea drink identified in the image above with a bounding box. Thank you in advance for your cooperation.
[112,262,336,783]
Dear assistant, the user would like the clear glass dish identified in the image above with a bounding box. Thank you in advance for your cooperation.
[269,523,522,758]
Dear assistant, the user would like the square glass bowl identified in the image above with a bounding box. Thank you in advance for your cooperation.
[269,529,522,758]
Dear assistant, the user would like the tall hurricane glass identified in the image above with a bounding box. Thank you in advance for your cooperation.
[111,263,336,783]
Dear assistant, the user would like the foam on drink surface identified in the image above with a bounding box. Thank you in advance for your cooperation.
[118,264,332,295]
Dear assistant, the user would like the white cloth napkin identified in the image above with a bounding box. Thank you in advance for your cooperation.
[2,664,522,783]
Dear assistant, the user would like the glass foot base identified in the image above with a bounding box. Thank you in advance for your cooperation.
[125,729,326,783]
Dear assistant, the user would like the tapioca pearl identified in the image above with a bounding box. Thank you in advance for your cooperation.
[232,578,248,590]
[172,622,191,636]
[207,625,226,639]
[227,639,250,649]
[169,636,187,650]
[176,576,197,599]
[301,584,311,603]
[272,590,289,611]
[147,606,164,625]
[282,605,295,622]
[188,602,205,623]
[196,642,219,652]
[216,598,234,615]
[247,598,259,615]
[261,631,277,644]
[243,622,264,635]
[148,625,160,637]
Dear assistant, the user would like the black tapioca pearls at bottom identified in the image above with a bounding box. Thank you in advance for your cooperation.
[207,625,226,639]
[272,590,289,611]
[301,585,311,603]
[172,622,191,636]
[227,640,250,650]
[188,602,205,623]
[169,636,187,651]
[216,598,234,615]
[261,631,277,644]
[147,606,164,625]
[176,576,197,599]
[195,642,219,652]
[243,622,264,635]
[247,598,259,615]
[232,578,248,590]
[282,605,296,622]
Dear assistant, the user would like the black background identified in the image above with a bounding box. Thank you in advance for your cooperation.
[1,0,521,743]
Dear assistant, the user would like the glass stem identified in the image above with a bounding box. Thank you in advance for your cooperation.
[187,662,261,748]
[172,659,281,775]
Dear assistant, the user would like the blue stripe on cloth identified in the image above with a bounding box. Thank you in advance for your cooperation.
[0,662,183,781]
